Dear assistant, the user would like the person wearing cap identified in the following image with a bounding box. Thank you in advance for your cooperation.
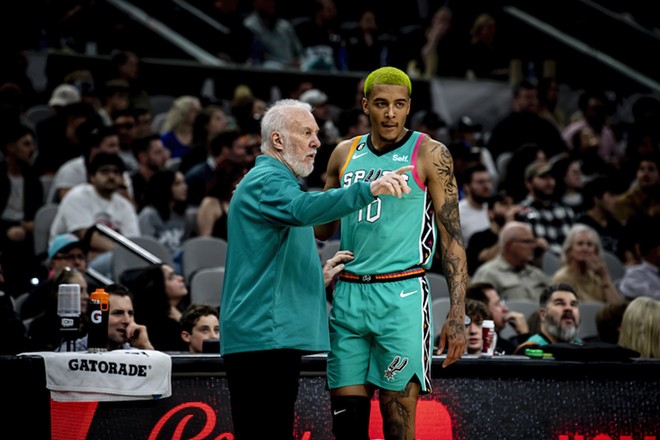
[515,160,575,257]
[49,151,140,278]
[0,123,43,297]
[48,84,82,109]
[20,233,89,321]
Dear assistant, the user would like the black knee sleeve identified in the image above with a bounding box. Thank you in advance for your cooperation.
[331,395,371,440]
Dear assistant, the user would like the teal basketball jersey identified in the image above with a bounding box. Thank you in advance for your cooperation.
[339,130,437,274]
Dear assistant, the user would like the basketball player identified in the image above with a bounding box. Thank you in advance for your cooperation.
[316,67,468,439]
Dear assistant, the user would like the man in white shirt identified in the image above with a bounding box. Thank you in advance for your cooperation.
[459,163,493,243]
[50,152,140,279]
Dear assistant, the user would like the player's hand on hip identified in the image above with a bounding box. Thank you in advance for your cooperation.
[370,165,413,198]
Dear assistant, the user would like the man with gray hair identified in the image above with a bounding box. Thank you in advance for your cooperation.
[220,99,412,440]
[471,220,550,301]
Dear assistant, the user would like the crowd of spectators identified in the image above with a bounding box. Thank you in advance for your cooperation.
[1,0,660,359]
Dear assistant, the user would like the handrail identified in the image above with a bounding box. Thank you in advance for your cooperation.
[504,6,660,94]
[92,223,162,265]
[105,0,225,66]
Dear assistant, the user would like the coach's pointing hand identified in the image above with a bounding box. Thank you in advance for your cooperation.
[370,165,414,198]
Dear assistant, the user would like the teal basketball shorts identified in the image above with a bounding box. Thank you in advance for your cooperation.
[327,271,433,393]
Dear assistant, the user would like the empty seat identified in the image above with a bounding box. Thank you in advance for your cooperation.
[541,251,561,277]
[189,266,225,308]
[182,236,228,285]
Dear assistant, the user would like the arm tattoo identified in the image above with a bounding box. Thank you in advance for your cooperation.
[432,143,468,307]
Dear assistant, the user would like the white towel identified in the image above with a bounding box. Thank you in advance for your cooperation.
[20,350,172,402]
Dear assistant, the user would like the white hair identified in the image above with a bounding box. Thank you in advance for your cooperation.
[259,99,313,154]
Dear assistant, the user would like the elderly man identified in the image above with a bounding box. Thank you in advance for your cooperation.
[472,221,550,301]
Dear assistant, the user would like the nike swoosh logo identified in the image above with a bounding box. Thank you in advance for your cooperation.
[352,151,368,159]
[333,409,347,416]
[399,290,418,298]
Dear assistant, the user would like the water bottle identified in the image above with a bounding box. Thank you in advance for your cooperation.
[88,288,109,352]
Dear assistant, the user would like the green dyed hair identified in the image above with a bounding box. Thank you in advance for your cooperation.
[363,67,412,98]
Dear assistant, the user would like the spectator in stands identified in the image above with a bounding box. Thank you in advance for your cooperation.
[126,263,189,352]
[397,5,465,79]
[562,89,621,168]
[537,76,566,131]
[549,154,584,211]
[465,298,490,355]
[37,84,81,137]
[575,175,626,262]
[459,163,493,244]
[465,13,510,81]
[200,0,253,64]
[108,50,151,112]
[613,153,660,224]
[515,283,582,353]
[35,98,100,176]
[138,170,190,273]
[97,79,130,127]
[295,0,341,71]
[243,0,304,69]
[343,6,386,73]
[134,106,154,138]
[58,283,154,351]
[196,158,248,240]
[498,142,547,204]
[593,301,628,344]
[184,129,248,207]
[618,217,660,301]
[0,123,42,297]
[128,133,169,212]
[515,160,575,256]
[299,87,339,188]
[570,125,617,185]
[28,266,90,351]
[466,282,530,354]
[179,104,229,175]
[48,123,121,204]
[179,303,220,354]
[111,107,140,172]
[160,95,202,159]
[486,79,568,162]
[49,152,140,277]
[450,115,497,181]
[551,223,623,304]
[617,296,660,359]
[466,192,521,276]
[472,221,550,301]
[21,233,88,321]
[229,86,267,135]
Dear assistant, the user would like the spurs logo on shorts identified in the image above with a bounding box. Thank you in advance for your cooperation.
[384,356,409,381]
